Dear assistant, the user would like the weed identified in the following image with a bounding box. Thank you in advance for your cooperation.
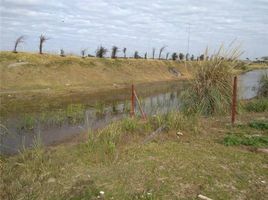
[257,73,268,97]
[223,134,268,147]
[95,102,106,118]
[121,117,138,133]
[242,98,268,112]
[248,121,268,130]
[66,104,85,125]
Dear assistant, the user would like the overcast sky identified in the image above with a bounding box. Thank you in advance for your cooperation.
[0,0,268,59]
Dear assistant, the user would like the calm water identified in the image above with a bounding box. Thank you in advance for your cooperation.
[238,69,268,99]
[1,69,267,155]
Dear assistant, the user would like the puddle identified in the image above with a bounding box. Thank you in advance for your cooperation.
[0,82,184,154]
[238,69,268,99]
[1,69,267,155]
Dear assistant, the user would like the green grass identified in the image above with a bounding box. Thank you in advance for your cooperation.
[257,73,268,97]
[223,134,268,147]
[15,104,86,131]
[242,98,268,112]
[1,112,268,199]
[249,121,268,130]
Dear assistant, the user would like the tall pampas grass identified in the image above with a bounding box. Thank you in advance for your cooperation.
[181,44,243,115]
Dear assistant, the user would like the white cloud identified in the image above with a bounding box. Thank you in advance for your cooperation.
[0,0,268,58]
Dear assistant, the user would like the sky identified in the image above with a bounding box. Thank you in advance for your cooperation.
[0,0,268,59]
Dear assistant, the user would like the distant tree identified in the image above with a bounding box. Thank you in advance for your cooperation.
[246,57,250,60]
[159,46,166,60]
[166,52,169,60]
[96,46,108,58]
[111,46,119,59]
[60,49,65,57]
[178,53,184,61]
[123,47,127,58]
[171,52,178,61]
[144,52,147,59]
[185,53,190,61]
[134,51,139,59]
[88,54,95,57]
[152,48,156,59]
[190,54,194,61]
[261,56,268,61]
[81,49,87,58]
[39,34,49,54]
[199,54,205,61]
[13,35,24,53]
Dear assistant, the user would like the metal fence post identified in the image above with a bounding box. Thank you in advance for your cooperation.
[231,76,237,125]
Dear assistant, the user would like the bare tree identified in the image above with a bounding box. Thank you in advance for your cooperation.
[190,54,194,61]
[60,49,65,57]
[111,46,119,59]
[199,54,205,61]
[144,52,147,59]
[39,34,49,54]
[179,53,184,61]
[171,52,178,61]
[13,36,24,53]
[81,49,87,58]
[158,46,167,60]
[186,53,190,61]
[134,51,139,59]
[166,52,169,60]
[96,46,108,58]
[123,47,127,58]
[152,48,156,59]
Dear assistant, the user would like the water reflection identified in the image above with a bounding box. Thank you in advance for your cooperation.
[0,90,181,154]
[238,69,268,99]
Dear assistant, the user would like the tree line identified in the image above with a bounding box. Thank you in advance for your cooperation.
[12,35,207,61]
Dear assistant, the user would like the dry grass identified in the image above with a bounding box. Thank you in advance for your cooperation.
[1,112,268,200]
[181,46,244,115]
[0,51,190,92]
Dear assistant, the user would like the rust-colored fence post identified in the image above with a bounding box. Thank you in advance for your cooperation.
[130,84,135,117]
[231,76,237,126]
[133,90,147,121]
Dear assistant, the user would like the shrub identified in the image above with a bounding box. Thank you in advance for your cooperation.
[181,45,242,115]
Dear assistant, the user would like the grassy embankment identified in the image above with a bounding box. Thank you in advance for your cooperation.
[0,51,190,93]
[1,99,268,200]
[1,51,267,95]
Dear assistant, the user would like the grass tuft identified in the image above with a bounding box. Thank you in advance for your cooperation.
[257,73,268,97]
[223,134,268,147]
[181,45,243,115]
[242,98,268,112]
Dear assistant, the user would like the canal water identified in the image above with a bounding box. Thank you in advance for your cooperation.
[1,69,267,154]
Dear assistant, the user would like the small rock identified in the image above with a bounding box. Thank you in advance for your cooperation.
[176,132,183,136]
[99,191,105,198]
[257,148,268,154]
[261,180,266,184]
[197,194,213,200]
[47,177,56,183]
